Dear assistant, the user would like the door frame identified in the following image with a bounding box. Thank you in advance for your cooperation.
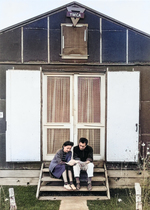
[42,73,106,161]
[73,74,105,160]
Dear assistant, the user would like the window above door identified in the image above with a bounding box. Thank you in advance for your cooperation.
[61,24,88,59]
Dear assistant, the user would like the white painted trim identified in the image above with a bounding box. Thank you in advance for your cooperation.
[100,18,102,64]
[126,29,128,64]
[21,27,23,63]
[47,16,50,63]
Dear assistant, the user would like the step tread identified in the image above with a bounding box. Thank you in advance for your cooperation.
[40,185,107,192]
[39,196,109,200]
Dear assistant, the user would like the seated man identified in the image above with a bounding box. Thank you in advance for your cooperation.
[73,137,94,191]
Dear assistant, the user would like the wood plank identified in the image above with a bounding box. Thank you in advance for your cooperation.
[0,170,40,178]
[39,196,109,201]
[44,161,104,168]
[1,169,147,178]
[109,177,146,188]
[135,183,142,210]
[41,177,62,182]
[0,178,38,185]
[40,186,107,192]
[9,188,17,210]
[42,168,49,172]
[108,170,149,178]
[104,163,110,199]
[41,176,106,182]
[94,168,105,173]
[36,163,43,199]
[42,168,104,173]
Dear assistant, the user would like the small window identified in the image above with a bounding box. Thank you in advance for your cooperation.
[61,24,88,59]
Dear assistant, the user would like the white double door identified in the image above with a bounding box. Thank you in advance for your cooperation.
[43,74,105,161]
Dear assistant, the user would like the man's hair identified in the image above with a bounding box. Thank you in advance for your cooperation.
[79,137,88,145]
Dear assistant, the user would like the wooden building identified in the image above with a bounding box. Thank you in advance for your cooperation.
[0,1,150,192]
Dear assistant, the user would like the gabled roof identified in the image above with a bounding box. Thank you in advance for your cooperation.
[0,1,150,38]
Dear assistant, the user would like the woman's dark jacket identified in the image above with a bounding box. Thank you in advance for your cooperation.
[49,149,72,172]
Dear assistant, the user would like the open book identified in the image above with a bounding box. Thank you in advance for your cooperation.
[66,159,79,166]
[66,160,87,166]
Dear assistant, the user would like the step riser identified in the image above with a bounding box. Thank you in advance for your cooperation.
[42,168,104,173]
[41,177,106,182]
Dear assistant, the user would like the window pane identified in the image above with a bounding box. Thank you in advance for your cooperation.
[47,129,70,154]
[78,129,100,154]
[47,77,70,122]
[78,77,101,123]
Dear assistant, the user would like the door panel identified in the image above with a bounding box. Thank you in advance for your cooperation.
[6,70,41,162]
[107,71,140,162]
[75,75,105,160]
[43,75,73,160]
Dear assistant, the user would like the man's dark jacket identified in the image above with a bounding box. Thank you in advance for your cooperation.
[73,145,93,162]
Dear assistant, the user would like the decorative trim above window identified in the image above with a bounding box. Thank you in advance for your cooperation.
[61,24,88,59]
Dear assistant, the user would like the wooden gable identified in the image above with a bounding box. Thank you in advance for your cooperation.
[0,1,150,64]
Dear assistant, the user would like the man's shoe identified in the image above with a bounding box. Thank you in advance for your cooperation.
[76,183,80,190]
[64,184,72,190]
[87,183,92,191]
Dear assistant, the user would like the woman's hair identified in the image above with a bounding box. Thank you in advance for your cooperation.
[63,141,74,147]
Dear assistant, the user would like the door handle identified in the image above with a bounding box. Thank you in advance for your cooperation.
[135,123,138,132]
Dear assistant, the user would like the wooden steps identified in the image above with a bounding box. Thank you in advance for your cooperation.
[36,161,110,200]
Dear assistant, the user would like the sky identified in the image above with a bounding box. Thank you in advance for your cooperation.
[0,0,150,35]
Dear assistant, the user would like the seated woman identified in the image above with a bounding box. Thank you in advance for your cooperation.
[49,141,76,190]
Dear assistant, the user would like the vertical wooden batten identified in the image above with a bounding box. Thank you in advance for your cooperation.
[126,29,128,64]
[40,67,43,161]
[100,18,102,64]
[47,16,50,63]
[21,27,23,63]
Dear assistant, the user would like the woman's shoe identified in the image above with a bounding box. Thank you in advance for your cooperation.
[64,184,72,190]
[70,184,76,190]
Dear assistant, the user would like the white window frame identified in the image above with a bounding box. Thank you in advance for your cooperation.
[74,74,105,160]
[61,23,88,59]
